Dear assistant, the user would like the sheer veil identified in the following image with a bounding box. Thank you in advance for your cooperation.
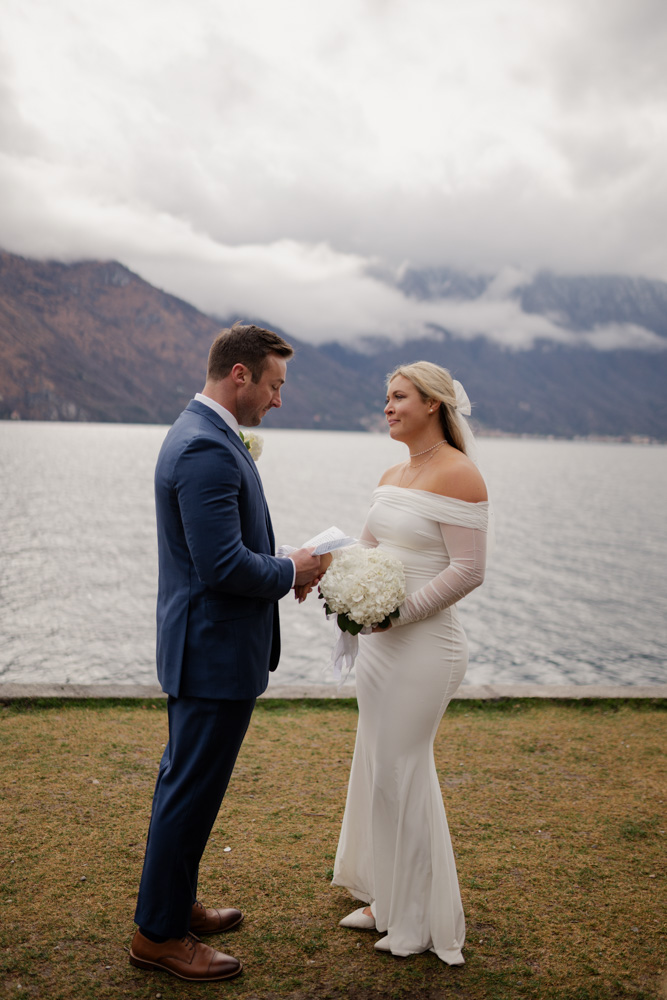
[452,379,495,555]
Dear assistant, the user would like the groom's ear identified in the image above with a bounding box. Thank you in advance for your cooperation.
[230,364,249,387]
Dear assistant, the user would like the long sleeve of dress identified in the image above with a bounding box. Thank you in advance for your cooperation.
[395,521,487,626]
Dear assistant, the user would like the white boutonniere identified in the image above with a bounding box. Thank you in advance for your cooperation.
[239,431,263,461]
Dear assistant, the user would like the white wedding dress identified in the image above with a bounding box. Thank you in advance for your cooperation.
[332,485,489,963]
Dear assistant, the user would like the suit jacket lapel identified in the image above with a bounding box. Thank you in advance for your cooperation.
[228,431,276,550]
[186,400,259,477]
[186,400,276,548]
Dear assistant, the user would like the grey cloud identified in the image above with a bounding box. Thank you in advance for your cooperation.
[579,323,666,350]
[124,241,666,352]
[313,169,663,280]
[550,125,648,190]
[0,59,41,156]
[1,0,666,339]
[549,0,667,108]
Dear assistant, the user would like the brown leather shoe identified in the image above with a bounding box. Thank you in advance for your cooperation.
[129,929,242,981]
[190,899,243,935]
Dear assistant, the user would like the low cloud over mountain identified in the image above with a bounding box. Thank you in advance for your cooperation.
[130,245,667,352]
[1,250,665,439]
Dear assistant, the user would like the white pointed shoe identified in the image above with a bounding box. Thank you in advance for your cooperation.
[374,936,392,952]
[338,907,376,930]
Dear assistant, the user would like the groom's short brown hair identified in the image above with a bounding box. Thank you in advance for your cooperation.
[207,322,294,383]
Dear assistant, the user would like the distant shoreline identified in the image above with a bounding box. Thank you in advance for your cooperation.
[1,417,665,445]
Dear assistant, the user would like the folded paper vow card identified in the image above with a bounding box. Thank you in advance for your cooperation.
[277,526,356,558]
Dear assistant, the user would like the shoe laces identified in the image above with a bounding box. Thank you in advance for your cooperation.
[181,932,198,952]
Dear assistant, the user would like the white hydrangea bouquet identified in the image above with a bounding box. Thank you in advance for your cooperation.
[239,430,263,461]
[319,545,406,680]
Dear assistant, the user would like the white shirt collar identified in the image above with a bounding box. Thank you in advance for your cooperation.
[194,393,240,436]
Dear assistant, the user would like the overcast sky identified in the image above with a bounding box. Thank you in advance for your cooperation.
[2,0,666,345]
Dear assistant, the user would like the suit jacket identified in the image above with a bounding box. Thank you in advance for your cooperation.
[154,399,294,700]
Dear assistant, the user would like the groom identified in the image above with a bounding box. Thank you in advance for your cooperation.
[130,323,321,982]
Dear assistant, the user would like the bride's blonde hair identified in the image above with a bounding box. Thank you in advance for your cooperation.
[387,361,467,455]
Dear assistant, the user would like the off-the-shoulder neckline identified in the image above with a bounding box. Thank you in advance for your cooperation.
[374,484,489,507]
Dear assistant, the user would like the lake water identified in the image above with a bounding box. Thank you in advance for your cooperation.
[1,422,665,689]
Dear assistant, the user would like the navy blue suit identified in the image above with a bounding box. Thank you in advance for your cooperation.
[135,400,294,938]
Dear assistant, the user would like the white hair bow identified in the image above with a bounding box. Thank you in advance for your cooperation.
[453,379,471,416]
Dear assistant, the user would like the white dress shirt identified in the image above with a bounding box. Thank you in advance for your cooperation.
[193,393,296,587]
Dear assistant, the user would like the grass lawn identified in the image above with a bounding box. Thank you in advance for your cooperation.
[0,697,665,1000]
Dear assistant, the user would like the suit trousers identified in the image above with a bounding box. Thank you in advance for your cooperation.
[134,693,256,939]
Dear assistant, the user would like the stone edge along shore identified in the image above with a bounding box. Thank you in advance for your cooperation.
[0,683,665,700]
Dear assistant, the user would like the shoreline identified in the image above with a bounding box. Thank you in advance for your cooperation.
[2,420,666,445]
[1,681,666,700]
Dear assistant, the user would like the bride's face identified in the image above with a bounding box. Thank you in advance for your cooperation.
[384,375,432,441]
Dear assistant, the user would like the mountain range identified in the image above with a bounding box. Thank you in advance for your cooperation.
[1,250,665,439]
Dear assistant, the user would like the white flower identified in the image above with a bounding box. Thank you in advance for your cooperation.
[240,431,263,461]
[319,545,406,633]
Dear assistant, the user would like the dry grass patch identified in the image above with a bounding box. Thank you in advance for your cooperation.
[0,697,664,1000]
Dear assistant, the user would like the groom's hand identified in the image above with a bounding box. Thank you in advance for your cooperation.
[290,547,322,587]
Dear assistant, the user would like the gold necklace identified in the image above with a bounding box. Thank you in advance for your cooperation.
[399,442,444,486]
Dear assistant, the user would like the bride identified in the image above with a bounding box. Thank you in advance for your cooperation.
[331,361,489,963]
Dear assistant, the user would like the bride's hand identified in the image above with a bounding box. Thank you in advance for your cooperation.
[293,552,332,603]
[294,572,326,603]
[371,621,393,633]
[319,552,333,573]
[295,582,314,603]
